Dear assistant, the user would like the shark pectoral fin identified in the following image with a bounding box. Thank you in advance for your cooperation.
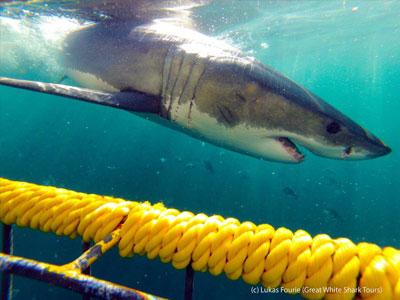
[0,76,160,114]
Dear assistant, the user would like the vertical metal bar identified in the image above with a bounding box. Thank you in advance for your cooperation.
[66,230,121,273]
[184,265,194,300]
[1,225,13,300]
[81,241,91,300]
[81,241,91,275]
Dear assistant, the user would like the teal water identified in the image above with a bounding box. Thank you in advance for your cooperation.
[0,1,399,299]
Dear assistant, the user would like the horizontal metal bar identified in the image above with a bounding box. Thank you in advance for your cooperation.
[0,253,166,300]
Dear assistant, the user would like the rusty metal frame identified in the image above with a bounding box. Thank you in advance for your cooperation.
[0,226,172,300]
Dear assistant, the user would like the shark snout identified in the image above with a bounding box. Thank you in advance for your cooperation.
[344,125,392,160]
[362,137,391,159]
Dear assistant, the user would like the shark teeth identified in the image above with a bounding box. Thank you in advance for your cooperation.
[276,137,305,162]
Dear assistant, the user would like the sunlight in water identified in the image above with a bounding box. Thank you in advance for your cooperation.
[0,14,89,79]
[37,15,88,44]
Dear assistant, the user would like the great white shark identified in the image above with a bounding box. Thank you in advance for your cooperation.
[0,1,391,163]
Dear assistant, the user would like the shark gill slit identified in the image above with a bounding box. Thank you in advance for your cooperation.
[162,47,174,117]
[187,63,206,125]
[170,52,189,120]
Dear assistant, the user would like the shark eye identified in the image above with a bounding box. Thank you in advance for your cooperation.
[326,121,341,134]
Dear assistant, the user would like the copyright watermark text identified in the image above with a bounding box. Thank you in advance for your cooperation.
[250,286,383,295]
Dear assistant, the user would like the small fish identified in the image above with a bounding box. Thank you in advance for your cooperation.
[184,162,195,169]
[11,288,20,296]
[323,208,344,222]
[41,175,56,186]
[325,176,338,186]
[203,160,215,174]
[323,168,337,176]
[237,170,249,180]
[321,168,340,185]
[282,187,298,198]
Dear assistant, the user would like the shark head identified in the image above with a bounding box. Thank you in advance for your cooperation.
[191,60,391,163]
[284,94,392,162]
[242,63,391,162]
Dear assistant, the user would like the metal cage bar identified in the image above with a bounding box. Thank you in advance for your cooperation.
[0,229,167,300]
[1,224,13,300]
[81,241,92,300]
[184,266,194,300]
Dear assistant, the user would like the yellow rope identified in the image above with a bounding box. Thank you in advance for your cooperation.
[0,177,399,300]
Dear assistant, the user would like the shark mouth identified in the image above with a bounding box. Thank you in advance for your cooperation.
[276,137,305,162]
